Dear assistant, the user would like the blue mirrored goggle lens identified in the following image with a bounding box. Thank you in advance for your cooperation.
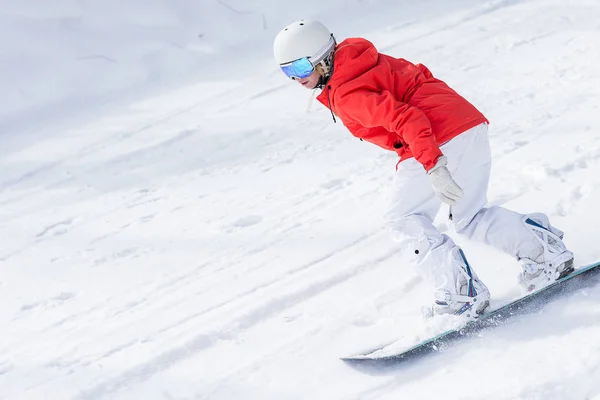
[280,57,314,79]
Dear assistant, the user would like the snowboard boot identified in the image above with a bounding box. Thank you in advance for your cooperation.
[427,246,491,319]
[518,214,574,292]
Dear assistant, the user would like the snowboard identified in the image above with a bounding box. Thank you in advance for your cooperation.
[342,261,600,369]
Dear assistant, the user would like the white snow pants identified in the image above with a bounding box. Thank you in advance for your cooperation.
[385,123,543,286]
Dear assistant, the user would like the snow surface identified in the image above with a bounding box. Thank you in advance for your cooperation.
[1,0,600,399]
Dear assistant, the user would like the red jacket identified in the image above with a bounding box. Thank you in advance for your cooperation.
[316,38,488,171]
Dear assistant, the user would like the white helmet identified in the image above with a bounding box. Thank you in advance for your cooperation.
[273,20,335,66]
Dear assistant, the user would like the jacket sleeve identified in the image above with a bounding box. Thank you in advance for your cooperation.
[335,89,442,171]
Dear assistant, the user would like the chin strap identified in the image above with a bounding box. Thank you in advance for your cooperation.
[315,75,326,89]
[313,51,337,123]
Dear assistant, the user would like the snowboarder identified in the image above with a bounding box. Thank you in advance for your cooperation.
[273,20,574,318]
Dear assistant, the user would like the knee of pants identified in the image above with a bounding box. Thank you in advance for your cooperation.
[409,235,434,264]
[387,215,442,264]
[389,230,432,264]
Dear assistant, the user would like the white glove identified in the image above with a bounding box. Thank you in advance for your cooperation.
[427,156,463,206]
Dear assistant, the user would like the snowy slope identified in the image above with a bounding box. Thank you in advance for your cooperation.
[1,0,600,399]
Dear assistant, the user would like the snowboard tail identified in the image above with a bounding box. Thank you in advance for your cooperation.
[342,261,600,369]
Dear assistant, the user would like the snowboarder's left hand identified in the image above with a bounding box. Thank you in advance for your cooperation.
[428,156,463,206]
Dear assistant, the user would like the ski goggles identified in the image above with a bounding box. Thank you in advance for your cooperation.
[280,57,315,80]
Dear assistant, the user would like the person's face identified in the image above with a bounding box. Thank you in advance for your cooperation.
[295,70,321,89]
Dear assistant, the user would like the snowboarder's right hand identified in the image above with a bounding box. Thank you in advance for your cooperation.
[427,156,463,206]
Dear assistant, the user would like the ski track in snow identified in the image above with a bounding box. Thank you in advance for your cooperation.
[2,0,600,399]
